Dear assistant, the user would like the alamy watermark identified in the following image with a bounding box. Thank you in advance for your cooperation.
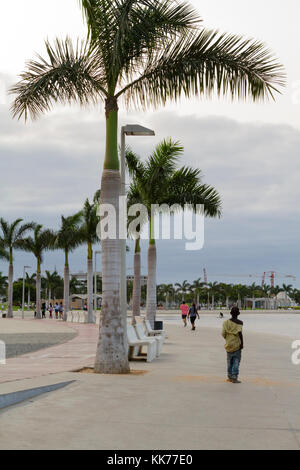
[291,340,300,365]
[0,341,6,365]
[96,198,205,251]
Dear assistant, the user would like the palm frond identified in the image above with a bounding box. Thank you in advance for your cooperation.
[119,28,285,106]
[0,247,9,261]
[125,147,146,181]
[113,0,200,76]
[10,37,107,120]
[55,213,84,252]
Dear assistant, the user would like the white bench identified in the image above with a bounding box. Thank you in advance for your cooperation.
[135,323,163,357]
[66,312,73,322]
[127,325,156,363]
[144,320,166,341]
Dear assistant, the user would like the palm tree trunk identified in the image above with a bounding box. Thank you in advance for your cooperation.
[63,263,69,322]
[94,165,129,374]
[87,252,94,323]
[94,99,129,373]
[7,263,13,318]
[132,238,141,324]
[146,214,157,328]
[35,261,41,319]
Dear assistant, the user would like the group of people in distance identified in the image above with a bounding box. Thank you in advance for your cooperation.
[34,302,64,320]
[179,302,244,384]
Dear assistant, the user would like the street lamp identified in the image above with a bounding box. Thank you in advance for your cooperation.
[22,266,31,319]
[120,125,155,319]
[94,250,101,311]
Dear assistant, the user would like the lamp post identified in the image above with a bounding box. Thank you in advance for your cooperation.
[120,125,155,320]
[94,250,101,312]
[22,266,31,319]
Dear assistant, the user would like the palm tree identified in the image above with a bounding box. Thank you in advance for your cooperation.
[55,214,83,322]
[175,280,191,303]
[44,270,61,305]
[0,219,34,317]
[79,199,99,323]
[127,139,221,326]
[11,0,284,372]
[207,282,219,310]
[23,225,55,319]
[192,278,204,307]
[219,283,233,309]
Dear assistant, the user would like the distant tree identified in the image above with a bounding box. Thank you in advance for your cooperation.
[23,225,55,319]
[55,214,83,321]
[0,218,35,317]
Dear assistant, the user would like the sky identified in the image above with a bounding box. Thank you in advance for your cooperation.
[0,0,299,288]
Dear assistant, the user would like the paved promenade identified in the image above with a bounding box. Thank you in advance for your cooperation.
[0,316,299,450]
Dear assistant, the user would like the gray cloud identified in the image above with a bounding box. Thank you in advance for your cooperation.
[0,105,299,286]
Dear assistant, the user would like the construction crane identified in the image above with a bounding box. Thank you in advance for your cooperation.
[203,270,296,286]
[203,268,208,285]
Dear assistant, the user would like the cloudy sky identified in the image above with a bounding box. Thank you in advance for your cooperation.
[0,0,299,287]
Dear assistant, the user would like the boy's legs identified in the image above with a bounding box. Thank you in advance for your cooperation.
[231,350,242,380]
[227,352,234,380]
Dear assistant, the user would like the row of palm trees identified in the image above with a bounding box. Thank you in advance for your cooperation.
[0,138,222,323]
[0,196,98,320]
[9,0,284,373]
[156,280,299,309]
[0,271,88,307]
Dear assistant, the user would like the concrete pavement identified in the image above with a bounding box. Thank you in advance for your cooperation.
[0,316,299,449]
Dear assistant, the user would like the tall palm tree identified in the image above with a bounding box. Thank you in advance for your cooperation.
[79,198,99,323]
[127,139,222,326]
[55,214,83,321]
[43,270,61,304]
[192,278,204,307]
[11,0,284,372]
[208,281,219,310]
[219,283,233,309]
[0,218,34,317]
[175,280,191,303]
[23,225,55,319]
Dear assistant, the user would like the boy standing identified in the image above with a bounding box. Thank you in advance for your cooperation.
[222,307,244,384]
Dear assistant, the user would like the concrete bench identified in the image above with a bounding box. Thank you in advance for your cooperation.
[144,320,166,342]
[135,323,163,357]
[127,325,156,363]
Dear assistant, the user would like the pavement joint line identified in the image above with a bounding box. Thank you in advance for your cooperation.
[0,380,76,410]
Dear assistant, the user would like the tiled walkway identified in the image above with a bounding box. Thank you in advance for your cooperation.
[0,320,98,384]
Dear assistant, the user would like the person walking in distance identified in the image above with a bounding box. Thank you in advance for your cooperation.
[180,301,189,327]
[222,307,244,384]
[188,303,200,331]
